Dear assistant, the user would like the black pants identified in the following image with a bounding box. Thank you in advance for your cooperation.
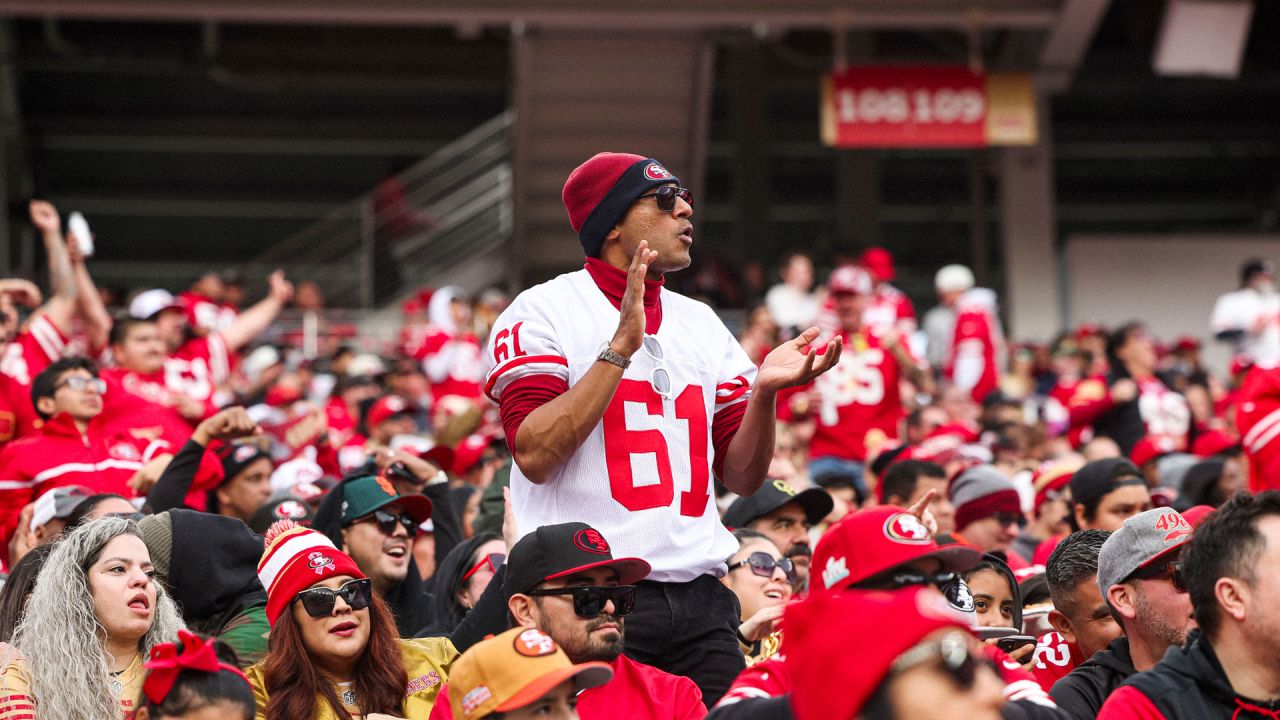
[623,574,745,708]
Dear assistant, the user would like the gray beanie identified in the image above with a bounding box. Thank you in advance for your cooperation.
[950,465,1021,531]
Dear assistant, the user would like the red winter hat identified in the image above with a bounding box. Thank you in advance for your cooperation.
[562,152,681,258]
[810,506,981,595]
[258,521,366,626]
[787,588,971,720]
[1032,460,1080,512]
[859,247,895,282]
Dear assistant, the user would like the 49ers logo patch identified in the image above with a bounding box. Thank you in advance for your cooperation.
[308,551,335,574]
[644,163,673,180]
[514,628,558,657]
[1154,510,1193,543]
[574,528,610,555]
[274,500,308,520]
[884,513,931,544]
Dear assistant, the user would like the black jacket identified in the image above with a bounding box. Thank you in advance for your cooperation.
[1115,630,1280,719]
[1050,636,1136,720]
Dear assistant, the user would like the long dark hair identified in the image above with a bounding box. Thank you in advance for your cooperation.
[0,544,52,643]
[262,589,407,719]
[421,531,499,637]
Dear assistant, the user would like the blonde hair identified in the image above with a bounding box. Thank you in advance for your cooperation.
[12,516,185,720]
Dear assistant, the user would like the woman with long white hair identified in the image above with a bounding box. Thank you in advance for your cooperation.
[1,516,185,719]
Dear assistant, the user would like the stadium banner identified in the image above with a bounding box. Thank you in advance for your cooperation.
[820,66,1037,148]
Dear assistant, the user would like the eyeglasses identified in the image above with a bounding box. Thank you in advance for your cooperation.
[294,578,373,618]
[890,631,981,690]
[55,376,107,394]
[1126,559,1187,593]
[354,510,417,536]
[727,552,797,583]
[524,585,637,618]
[642,335,671,398]
[461,552,505,583]
[637,186,692,213]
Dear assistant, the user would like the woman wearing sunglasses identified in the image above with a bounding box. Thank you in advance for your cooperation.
[417,531,505,638]
[246,521,457,719]
[0,516,186,720]
[787,587,1005,720]
[721,529,793,665]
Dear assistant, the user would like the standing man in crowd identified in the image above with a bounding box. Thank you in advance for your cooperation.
[484,152,839,704]
[1099,492,1280,718]
[806,266,927,497]
[858,247,917,337]
[1052,508,1194,718]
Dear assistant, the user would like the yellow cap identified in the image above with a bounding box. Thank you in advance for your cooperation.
[449,627,613,718]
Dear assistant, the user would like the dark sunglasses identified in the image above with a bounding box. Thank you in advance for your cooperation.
[890,631,981,690]
[524,585,637,618]
[994,512,1026,529]
[637,186,692,213]
[355,510,417,536]
[461,553,506,583]
[1126,559,1187,593]
[294,578,373,618]
[727,551,797,583]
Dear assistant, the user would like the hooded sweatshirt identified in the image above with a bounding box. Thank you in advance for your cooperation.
[1098,630,1280,719]
[1050,635,1136,720]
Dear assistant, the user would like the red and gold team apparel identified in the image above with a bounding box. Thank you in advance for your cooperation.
[1237,365,1280,493]
[1030,631,1085,692]
[945,288,1003,404]
[486,266,753,582]
[1,652,143,720]
[809,330,904,462]
[0,315,68,445]
[99,335,231,445]
[414,330,485,402]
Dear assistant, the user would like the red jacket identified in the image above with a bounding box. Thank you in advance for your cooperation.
[0,412,148,544]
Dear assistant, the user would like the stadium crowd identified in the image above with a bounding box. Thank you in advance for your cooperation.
[0,151,1278,720]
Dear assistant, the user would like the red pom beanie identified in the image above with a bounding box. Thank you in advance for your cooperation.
[562,152,681,258]
[258,521,366,626]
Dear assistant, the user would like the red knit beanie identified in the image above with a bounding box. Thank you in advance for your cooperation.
[257,521,366,626]
[562,152,681,258]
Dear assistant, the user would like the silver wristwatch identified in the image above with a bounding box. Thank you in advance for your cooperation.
[597,343,631,369]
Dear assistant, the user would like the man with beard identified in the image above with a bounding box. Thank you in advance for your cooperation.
[1099,492,1280,719]
[1051,508,1195,718]
[428,522,706,718]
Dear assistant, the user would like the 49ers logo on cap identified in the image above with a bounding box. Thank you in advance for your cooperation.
[644,163,673,180]
[574,528,610,555]
[1154,510,1193,543]
[308,551,335,575]
[273,500,308,520]
[513,628,558,657]
[884,513,931,544]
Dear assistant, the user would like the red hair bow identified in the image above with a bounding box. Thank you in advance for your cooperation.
[142,629,247,704]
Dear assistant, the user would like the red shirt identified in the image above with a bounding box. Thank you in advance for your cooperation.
[0,316,68,445]
[0,412,148,544]
[808,330,904,462]
[1097,686,1166,719]
[945,290,1002,403]
[414,329,485,402]
[1237,366,1280,493]
[430,654,706,719]
[863,283,917,336]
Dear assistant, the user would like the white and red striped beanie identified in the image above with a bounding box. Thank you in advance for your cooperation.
[258,520,365,626]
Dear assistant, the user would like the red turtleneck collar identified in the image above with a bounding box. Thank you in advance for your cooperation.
[584,257,664,334]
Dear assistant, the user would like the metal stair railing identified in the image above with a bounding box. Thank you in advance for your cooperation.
[251,110,514,308]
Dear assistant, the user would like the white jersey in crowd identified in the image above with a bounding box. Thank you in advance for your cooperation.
[485,268,754,582]
[1211,286,1280,366]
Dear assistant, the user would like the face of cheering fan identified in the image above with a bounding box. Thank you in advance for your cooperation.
[87,533,157,642]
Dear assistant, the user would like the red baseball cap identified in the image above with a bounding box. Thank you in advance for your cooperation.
[1032,460,1080,512]
[1192,429,1239,458]
[366,395,416,429]
[810,506,981,595]
[1181,504,1216,527]
[453,432,498,476]
[1130,435,1177,468]
[827,266,872,295]
[787,588,971,720]
[859,247,895,282]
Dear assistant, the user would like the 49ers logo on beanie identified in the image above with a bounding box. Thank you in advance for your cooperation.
[884,513,931,544]
[308,551,335,575]
[574,528,610,555]
[645,163,673,180]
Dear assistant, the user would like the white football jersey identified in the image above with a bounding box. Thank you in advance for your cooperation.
[486,269,755,582]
